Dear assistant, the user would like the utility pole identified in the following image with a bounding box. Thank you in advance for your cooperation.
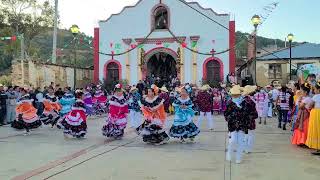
[20,34,25,85]
[52,0,58,64]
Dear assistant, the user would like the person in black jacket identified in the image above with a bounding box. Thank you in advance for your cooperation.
[0,84,8,126]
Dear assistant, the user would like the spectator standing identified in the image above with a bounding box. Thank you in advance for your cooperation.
[5,86,17,124]
[0,84,8,126]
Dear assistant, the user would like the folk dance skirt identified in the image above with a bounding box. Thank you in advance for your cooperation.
[40,111,60,126]
[11,113,42,130]
[306,109,320,149]
[136,119,169,144]
[169,116,200,139]
[11,118,42,130]
[58,113,87,138]
[102,117,127,138]
[291,109,309,145]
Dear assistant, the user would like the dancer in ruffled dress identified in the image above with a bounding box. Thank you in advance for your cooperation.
[136,85,170,145]
[102,84,129,139]
[59,87,75,117]
[169,86,200,142]
[41,86,61,128]
[11,89,42,135]
[291,83,313,146]
[128,86,142,128]
[306,81,320,154]
[83,87,94,116]
[254,88,269,125]
[58,90,87,138]
[93,85,107,110]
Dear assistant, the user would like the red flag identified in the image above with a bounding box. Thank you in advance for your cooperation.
[11,36,17,41]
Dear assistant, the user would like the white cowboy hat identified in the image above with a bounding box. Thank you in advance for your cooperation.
[160,86,168,92]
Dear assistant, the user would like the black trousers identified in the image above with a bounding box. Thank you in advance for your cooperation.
[0,105,6,124]
[278,110,289,124]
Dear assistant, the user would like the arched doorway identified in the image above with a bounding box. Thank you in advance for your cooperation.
[104,60,121,83]
[203,57,224,83]
[143,48,179,87]
[207,60,221,82]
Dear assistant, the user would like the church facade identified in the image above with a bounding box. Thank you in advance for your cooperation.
[93,0,236,85]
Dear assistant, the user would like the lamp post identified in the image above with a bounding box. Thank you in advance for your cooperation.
[251,15,261,85]
[287,33,294,80]
[70,25,80,90]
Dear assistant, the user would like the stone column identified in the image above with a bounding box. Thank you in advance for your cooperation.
[180,46,185,83]
[190,36,200,84]
[123,39,132,84]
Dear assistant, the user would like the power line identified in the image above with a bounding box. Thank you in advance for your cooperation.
[177,0,297,68]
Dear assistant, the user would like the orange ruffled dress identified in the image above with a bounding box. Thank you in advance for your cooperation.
[12,94,42,129]
[136,96,169,144]
[291,96,313,145]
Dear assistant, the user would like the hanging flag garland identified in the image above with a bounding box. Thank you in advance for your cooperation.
[163,43,170,48]
[182,41,187,48]
[191,41,197,48]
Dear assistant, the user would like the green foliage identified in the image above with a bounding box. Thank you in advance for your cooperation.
[0,75,12,86]
[0,0,55,57]
[235,31,299,59]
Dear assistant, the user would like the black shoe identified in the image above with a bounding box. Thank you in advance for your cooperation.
[311,151,320,156]
[259,120,262,124]
[283,124,286,130]
[278,124,281,128]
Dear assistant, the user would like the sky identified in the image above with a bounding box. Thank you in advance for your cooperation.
[58,0,320,43]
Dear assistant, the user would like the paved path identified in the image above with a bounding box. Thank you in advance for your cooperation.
[0,115,319,180]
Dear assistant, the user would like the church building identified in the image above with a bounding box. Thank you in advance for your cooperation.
[93,0,236,86]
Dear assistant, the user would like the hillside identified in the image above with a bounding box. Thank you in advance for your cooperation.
[235,31,300,59]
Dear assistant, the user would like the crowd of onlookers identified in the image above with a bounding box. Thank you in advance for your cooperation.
[0,83,75,126]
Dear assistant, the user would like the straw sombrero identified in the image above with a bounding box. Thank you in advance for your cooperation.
[160,86,168,92]
[242,85,257,96]
[200,84,211,91]
[229,85,243,95]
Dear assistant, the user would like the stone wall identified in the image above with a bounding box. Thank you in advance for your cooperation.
[12,60,93,88]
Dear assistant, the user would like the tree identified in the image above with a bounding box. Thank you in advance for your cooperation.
[0,0,54,57]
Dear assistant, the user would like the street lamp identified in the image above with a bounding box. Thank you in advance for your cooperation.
[287,33,294,80]
[251,15,261,85]
[70,25,80,90]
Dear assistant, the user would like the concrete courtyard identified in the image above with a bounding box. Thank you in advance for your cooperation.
[0,115,319,180]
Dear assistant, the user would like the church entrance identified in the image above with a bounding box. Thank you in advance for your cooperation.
[144,50,178,87]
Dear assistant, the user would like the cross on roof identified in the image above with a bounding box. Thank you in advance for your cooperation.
[210,49,216,57]
[111,51,114,60]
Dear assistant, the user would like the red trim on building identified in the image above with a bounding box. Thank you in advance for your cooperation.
[142,47,179,79]
[135,37,186,44]
[103,60,122,81]
[202,57,224,82]
[93,28,99,83]
[229,21,236,74]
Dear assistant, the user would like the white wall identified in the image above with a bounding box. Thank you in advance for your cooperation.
[98,0,230,84]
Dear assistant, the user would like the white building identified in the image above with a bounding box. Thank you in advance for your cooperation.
[93,0,236,86]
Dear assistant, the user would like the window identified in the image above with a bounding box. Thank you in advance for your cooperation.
[268,64,282,79]
[153,6,168,30]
